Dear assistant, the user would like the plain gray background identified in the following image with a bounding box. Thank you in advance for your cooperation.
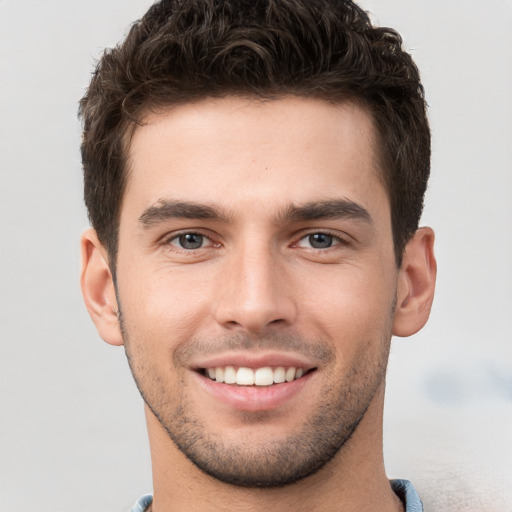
[1,1,511,511]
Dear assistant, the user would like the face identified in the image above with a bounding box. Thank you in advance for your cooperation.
[115,96,399,487]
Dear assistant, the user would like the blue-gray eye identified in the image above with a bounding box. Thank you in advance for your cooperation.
[173,233,205,249]
[307,233,334,249]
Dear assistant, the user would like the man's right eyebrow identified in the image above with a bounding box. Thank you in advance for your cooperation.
[138,200,231,226]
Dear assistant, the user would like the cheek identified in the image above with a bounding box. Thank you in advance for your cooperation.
[118,264,215,346]
[298,264,396,348]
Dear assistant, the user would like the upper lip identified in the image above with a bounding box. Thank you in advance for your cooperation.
[190,351,318,371]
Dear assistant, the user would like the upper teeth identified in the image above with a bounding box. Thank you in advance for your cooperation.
[206,366,305,386]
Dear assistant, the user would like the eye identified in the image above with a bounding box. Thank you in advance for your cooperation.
[169,233,212,250]
[296,232,340,249]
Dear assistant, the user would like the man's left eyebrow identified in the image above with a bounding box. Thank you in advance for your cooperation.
[278,199,374,225]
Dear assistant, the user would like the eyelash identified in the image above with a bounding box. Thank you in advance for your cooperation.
[293,231,349,250]
[164,231,218,251]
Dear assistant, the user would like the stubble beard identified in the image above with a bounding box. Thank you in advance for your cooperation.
[120,313,392,488]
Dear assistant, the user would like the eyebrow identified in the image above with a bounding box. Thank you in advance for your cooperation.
[138,198,373,227]
[279,199,374,225]
[138,200,231,226]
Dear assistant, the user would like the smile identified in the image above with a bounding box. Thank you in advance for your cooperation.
[192,358,318,411]
[201,366,310,386]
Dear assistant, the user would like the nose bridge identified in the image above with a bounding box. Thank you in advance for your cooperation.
[214,234,295,332]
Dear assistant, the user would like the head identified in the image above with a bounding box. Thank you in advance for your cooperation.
[80,0,430,271]
[80,0,436,492]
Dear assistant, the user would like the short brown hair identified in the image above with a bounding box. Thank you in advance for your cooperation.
[79,0,430,267]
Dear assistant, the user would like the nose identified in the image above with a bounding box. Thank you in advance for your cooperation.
[214,243,297,334]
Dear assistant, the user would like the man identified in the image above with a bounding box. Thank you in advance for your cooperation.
[79,0,436,510]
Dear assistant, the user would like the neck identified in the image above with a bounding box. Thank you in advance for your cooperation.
[147,385,403,512]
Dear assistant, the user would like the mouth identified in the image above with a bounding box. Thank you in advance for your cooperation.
[190,352,319,411]
[198,365,315,386]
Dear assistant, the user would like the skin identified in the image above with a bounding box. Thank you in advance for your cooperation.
[81,96,436,512]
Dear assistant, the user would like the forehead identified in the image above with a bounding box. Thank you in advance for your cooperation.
[123,96,387,222]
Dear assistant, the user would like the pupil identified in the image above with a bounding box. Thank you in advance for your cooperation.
[180,233,203,249]
[309,233,332,248]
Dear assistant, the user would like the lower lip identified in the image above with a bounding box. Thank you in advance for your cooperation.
[193,371,314,412]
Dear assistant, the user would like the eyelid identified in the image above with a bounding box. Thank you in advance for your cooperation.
[162,229,220,249]
[292,230,351,249]
[170,234,212,249]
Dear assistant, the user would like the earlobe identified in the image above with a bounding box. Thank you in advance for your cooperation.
[80,229,124,346]
[392,227,437,337]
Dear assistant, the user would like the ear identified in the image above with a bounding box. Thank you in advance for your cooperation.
[80,229,124,346]
[392,227,437,337]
